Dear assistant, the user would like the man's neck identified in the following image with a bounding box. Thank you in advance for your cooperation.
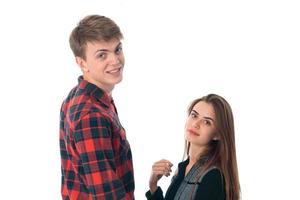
[83,75,114,95]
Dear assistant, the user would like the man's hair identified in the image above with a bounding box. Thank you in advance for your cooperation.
[69,15,123,60]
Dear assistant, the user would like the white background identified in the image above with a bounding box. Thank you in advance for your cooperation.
[0,0,299,199]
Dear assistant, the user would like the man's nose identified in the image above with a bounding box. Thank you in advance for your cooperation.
[109,54,121,65]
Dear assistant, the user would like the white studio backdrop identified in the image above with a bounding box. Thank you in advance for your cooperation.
[0,0,299,199]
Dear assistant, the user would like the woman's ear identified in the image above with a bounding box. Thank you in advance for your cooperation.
[212,135,219,141]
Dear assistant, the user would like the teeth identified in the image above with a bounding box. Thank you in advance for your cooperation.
[108,68,120,73]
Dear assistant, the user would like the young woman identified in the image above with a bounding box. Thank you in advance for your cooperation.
[146,94,240,200]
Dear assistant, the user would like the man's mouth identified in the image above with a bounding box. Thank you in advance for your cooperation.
[107,67,122,74]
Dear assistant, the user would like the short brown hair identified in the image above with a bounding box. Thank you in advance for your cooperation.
[69,15,123,60]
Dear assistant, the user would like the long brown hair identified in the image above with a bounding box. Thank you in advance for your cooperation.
[184,94,240,200]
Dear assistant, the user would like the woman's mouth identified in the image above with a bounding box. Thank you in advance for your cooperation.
[187,129,200,136]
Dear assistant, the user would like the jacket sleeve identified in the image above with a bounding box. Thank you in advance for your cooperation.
[145,171,180,200]
[194,168,226,200]
[73,111,126,199]
[145,187,165,200]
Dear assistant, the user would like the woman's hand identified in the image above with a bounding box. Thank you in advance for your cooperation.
[149,159,173,194]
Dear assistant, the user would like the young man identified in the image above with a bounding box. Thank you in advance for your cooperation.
[59,15,135,200]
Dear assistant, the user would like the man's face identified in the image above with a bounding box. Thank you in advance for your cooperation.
[77,39,124,93]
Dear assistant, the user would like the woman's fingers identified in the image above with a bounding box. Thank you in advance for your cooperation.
[152,167,172,175]
[152,159,173,169]
[149,159,174,192]
[152,159,173,177]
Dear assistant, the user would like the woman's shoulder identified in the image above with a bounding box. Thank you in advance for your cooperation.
[199,166,223,184]
[194,167,225,199]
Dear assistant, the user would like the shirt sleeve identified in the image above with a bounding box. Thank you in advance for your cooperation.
[194,168,226,200]
[73,111,126,199]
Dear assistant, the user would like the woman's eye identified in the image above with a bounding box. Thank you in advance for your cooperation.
[203,120,211,125]
[191,113,197,118]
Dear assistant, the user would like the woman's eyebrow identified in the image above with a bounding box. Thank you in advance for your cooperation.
[191,110,199,115]
[192,110,215,122]
[203,116,215,122]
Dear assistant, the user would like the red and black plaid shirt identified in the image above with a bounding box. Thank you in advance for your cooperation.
[60,76,134,200]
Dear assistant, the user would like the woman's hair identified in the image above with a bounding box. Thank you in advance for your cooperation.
[69,15,123,60]
[184,94,240,200]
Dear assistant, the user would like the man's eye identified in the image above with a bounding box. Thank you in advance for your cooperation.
[115,47,122,54]
[98,53,106,59]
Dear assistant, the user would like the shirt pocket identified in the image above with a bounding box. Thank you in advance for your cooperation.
[112,115,126,140]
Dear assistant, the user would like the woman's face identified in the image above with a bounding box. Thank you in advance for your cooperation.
[185,101,217,147]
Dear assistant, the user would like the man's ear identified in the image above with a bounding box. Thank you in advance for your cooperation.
[75,56,88,72]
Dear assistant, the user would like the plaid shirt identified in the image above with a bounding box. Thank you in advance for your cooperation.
[60,76,135,200]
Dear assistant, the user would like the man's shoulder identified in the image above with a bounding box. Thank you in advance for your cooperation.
[62,86,107,123]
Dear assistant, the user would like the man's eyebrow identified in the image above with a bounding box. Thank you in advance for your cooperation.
[116,42,122,47]
[95,49,108,54]
[94,42,122,54]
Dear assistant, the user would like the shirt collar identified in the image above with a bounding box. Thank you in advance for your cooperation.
[179,156,209,169]
[77,76,112,108]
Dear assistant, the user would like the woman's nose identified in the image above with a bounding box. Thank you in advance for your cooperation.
[192,120,200,129]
